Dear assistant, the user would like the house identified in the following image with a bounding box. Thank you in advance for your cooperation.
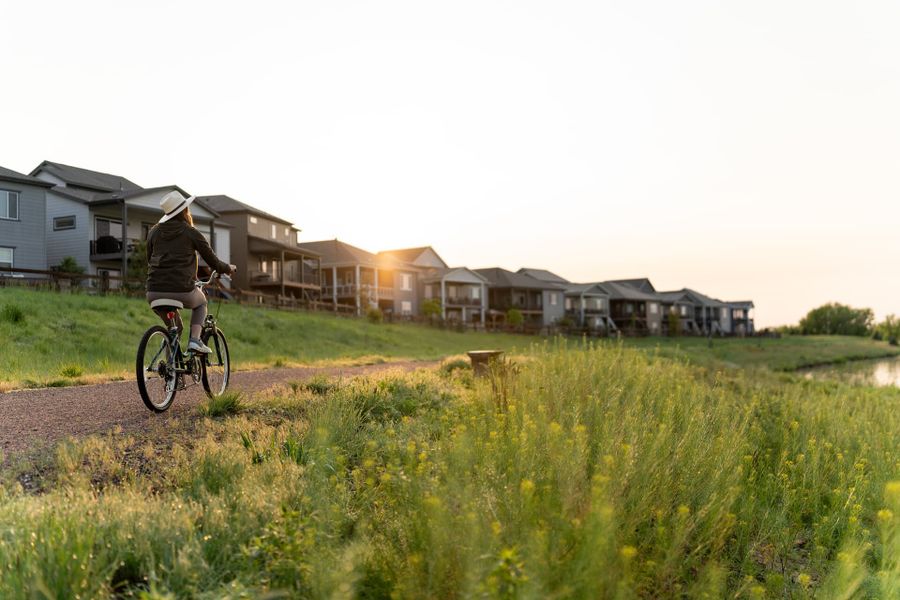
[475,267,565,328]
[420,267,489,324]
[197,195,320,300]
[562,283,615,332]
[31,161,228,285]
[299,239,399,315]
[602,279,663,335]
[727,301,755,336]
[0,166,53,274]
[376,246,448,317]
[656,290,702,335]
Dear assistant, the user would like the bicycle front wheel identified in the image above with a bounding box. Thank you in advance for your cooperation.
[201,327,231,398]
[136,325,177,412]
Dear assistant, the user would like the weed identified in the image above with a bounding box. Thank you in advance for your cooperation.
[60,364,84,378]
[1,304,25,324]
[198,391,245,417]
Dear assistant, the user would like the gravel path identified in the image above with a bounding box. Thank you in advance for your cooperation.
[0,361,438,455]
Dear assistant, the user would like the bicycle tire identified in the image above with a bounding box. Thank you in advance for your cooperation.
[136,325,178,412]
[201,327,231,398]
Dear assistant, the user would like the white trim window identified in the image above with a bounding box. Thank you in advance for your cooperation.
[680,305,688,316]
[401,273,412,291]
[401,300,412,314]
[424,284,433,299]
[0,247,13,269]
[53,215,77,231]
[721,307,728,319]
[550,292,558,306]
[472,286,480,300]
[95,217,122,239]
[271,224,277,239]
[250,216,258,224]
[649,302,658,315]
[0,190,19,220]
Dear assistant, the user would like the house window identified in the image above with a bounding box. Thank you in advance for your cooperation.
[95,217,122,239]
[425,285,433,299]
[401,301,412,315]
[0,247,13,269]
[296,231,302,245]
[565,298,572,310]
[250,216,258,224]
[448,285,458,299]
[401,273,412,291]
[734,309,745,319]
[260,258,267,273]
[625,303,634,314]
[649,303,658,315]
[284,227,289,237]
[594,298,604,310]
[0,191,20,220]
[550,293,558,306]
[53,215,77,231]
[680,305,688,316]
[271,224,277,239]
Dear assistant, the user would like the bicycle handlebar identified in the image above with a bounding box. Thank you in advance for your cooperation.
[196,271,220,288]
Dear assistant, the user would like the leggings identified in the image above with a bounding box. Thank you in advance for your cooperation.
[146,288,208,330]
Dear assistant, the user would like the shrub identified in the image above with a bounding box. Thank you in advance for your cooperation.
[440,358,471,375]
[0,304,25,324]
[198,391,245,417]
[366,307,383,324]
[60,364,84,378]
[873,331,883,341]
[506,308,524,328]
[422,299,442,323]
[890,336,898,347]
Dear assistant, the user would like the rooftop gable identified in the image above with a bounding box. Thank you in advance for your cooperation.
[0,165,55,188]
[475,267,562,290]
[517,268,570,284]
[30,160,142,193]
[299,239,379,267]
[378,246,448,269]
[196,195,294,226]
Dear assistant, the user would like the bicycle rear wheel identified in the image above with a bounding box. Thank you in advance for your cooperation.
[201,327,230,398]
[136,325,177,412]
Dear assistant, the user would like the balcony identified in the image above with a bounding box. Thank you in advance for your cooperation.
[90,237,139,262]
[324,284,395,300]
[445,296,483,307]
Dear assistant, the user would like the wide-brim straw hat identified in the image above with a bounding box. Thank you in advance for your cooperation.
[158,191,196,223]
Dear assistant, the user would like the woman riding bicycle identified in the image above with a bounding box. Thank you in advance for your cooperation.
[146,191,235,354]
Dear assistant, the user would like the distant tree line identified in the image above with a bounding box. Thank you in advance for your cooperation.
[781,302,897,345]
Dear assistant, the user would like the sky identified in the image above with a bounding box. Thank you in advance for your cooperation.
[2,0,898,327]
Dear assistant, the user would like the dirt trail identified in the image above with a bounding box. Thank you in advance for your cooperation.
[0,361,437,455]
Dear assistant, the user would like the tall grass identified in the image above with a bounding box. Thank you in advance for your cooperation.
[0,343,898,597]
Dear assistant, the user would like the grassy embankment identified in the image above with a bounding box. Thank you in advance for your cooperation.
[621,334,900,372]
[0,287,523,391]
[0,342,898,597]
[2,287,898,391]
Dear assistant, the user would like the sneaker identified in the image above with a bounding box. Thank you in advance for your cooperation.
[188,338,212,354]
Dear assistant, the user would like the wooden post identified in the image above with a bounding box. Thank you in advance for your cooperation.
[355,264,361,315]
[100,271,109,296]
[332,266,338,311]
[121,200,128,282]
[440,279,446,320]
[280,250,285,297]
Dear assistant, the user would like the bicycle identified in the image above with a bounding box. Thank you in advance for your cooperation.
[135,271,231,412]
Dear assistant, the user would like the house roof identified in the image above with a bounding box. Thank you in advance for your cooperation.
[517,268,570,284]
[727,300,755,309]
[564,282,610,297]
[196,195,294,226]
[475,267,562,290]
[420,267,490,285]
[656,290,694,304]
[30,160,142,192]
[600,281,660,301]
[298,239,379,267]
[377,246,448,269]
[682,288,726,307]
[611,278,656,293]
[0,166,55,188]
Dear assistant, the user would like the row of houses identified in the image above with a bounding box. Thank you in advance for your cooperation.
[0,160,754,335]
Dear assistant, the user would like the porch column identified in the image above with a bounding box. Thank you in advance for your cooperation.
[481,283,486,323]
[121,200,128,281]
[280,250,285,297]
[355,264,361,315]
[374,268,379,305]
[580,292,585,326]
[440,279,446,320]
[332,266,338,309]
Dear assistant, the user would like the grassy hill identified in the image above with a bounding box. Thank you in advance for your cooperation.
[0,288,525,391]
[0,342,898,597]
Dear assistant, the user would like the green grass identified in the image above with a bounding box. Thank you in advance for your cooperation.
[620,334,900,372]
[0,287,523,390]
[1,343,898,597]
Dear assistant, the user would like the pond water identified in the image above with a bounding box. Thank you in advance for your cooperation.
[800,356,900,387]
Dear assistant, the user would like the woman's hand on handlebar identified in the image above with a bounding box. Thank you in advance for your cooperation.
[228,264,237,274]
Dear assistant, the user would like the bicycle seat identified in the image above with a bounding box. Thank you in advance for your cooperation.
[150,299,185,310]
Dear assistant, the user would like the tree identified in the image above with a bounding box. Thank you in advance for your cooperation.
[667,310,681,337]
[798,303,873,336]
[126,240,148,291]
[53,256,86,287]
[874,314,900,342]
[506,308,524,329]
[422,299,442,324]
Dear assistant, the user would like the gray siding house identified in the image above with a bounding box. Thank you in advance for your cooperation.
[475,267,565,328]
[377,246,449,318]
[32,161,227,284]
[0,166,53,273]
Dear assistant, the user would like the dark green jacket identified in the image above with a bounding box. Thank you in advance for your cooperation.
[146,220,231,293]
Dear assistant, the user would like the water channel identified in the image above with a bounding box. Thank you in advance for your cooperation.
[800,356,900,387]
